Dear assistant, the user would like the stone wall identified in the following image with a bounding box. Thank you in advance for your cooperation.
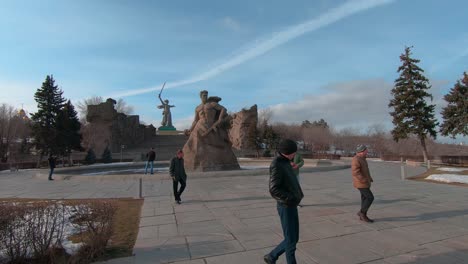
[84,98,155,155]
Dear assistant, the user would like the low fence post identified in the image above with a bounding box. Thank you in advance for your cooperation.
[139,177,143,198]
[400,157,406,180]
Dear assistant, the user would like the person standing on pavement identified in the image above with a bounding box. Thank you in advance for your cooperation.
[291,152,304,207]
[264,139,304,264]
[48,154,56,181]
[145,147,156,174]
[352,145,375,223]
[170,150,187,204]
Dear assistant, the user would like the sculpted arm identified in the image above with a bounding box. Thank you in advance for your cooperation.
[188,108,200,132]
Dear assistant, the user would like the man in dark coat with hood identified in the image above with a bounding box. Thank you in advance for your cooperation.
[170,149,187,204]
[264,139,304,264]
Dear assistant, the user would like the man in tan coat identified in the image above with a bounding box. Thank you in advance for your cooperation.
[352,145,374,223]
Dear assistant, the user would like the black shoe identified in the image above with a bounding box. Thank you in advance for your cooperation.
[357,211,373,223]
[263,254,275,264]
[48,178,54,181]
[176,200,181,204]
[364,213,375,223]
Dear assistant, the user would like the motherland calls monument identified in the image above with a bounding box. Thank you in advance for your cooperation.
[182,90,240,171]
[157,82,176,132]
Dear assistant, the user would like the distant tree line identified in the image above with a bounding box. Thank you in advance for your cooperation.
[248,47,466,160]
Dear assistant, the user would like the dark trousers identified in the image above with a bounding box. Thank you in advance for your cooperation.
[48,168,54,180]
[173,178,186,201]
[269,203,299,264]
[358,188,374,214]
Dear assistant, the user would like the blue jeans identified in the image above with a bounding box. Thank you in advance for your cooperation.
[268,203,299,264]
[145,161,154,174]
[48,168,54,180]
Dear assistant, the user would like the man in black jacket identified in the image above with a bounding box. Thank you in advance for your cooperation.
[170,150,187,204]
[264,139,303,264]
[48,154,56,181]
[145,147,156,174]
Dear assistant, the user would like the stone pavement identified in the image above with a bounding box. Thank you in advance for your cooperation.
[1,161,468,263]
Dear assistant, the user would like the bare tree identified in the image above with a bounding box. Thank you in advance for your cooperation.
[302,126,332,153]
[115,98,134,115]
[258,108,273,125]
[0,104,16,161]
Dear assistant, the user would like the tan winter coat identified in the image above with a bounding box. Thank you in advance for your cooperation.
[351,155,373,188]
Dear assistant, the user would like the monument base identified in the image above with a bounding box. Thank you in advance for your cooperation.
[157,130,185,135]
[158,125,176,131]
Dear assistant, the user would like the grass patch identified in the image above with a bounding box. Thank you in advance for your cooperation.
[0,197,143,261]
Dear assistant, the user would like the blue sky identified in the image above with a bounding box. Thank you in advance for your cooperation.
[1,0,467,143]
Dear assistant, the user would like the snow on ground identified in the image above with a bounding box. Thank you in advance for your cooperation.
[240,165,269,169]
[426,174,468,184]
[82,167,169,175]
[436,167,467,172]
[0,203,84,260]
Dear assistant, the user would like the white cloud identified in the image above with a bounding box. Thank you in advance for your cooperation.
[267,79,394,129]
[110,0,397,98]
[264,78,467,143]
[221,17,242,32]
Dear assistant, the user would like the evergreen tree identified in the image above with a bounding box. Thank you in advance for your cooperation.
[30,75,66,157]
[312,118,329,129]
[440,72,468,138]
[57,100,82,159]
[101,146,112,163]
[84,148,96,164]
[388,47,438,162]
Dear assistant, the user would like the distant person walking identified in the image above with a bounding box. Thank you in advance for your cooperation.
[264,139,303,264]
[145,147,156,174]
[170,150,187,204]
[48,155,56,181]
[352,145,375,223]
[291,152,304,207]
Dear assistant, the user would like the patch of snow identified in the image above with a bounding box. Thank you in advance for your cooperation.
[436,167,467,172]
[240,165,269,169]
[86,162,136,167]
[82,167,169,175]
[426,174,468,184]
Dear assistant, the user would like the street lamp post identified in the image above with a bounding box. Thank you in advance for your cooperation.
[120,145,125,162]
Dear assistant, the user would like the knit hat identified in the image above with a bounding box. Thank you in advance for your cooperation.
[278,139,298,155]
[356,145,367,153]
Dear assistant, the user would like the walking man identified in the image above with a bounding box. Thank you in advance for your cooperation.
[291,152,304,207]
[170,150,187,204]
[145,147,156,174]
[264,139,303,264]
[48,154,56,181]
[352,145,375,223]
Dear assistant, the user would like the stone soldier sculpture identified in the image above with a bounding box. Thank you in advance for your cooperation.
[182,90,240,171]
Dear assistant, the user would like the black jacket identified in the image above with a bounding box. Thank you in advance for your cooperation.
[48,157,56,169]
[170,157,187,181]
[147,150,156,161]
[269,154,304,207]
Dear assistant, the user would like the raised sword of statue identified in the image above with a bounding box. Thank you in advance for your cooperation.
[158,82,166,100]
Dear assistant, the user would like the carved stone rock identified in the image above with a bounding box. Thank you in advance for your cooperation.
[229,105,258,150]
[84,98,155,155]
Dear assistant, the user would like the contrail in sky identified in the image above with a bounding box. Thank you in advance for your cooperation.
[110,0,396,98]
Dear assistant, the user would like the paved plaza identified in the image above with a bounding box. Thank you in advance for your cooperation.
[1,161,468,263]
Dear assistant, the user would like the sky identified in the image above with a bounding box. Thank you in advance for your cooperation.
[1,0,467,143]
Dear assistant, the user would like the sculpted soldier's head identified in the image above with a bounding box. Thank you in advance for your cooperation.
[200,90,208,104]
